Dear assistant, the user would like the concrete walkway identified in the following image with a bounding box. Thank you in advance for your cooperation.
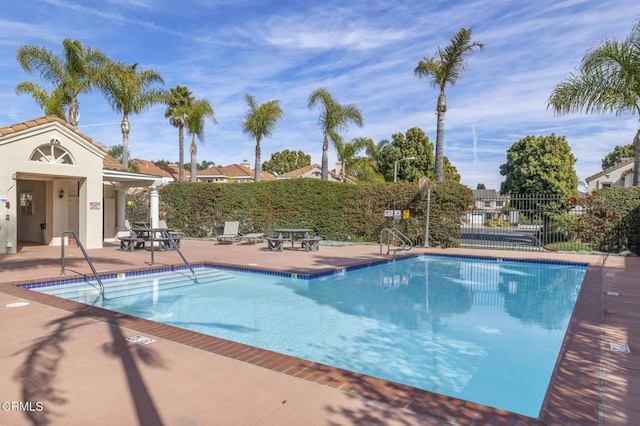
[0,240,638,425]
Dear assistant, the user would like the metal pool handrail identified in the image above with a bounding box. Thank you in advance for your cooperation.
[379,227,413,255]
[148,228,196,279]
[60,230,104,295]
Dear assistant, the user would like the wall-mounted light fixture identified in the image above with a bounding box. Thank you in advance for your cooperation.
[58,190,65,199]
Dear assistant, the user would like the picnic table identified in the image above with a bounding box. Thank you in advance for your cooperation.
[119,227,180,251]
[266,228,321,252]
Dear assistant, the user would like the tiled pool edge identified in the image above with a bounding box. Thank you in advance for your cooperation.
[18,252,589,290]
[4,251,597,425]
[538,262,603,424]
[1,281,539,425]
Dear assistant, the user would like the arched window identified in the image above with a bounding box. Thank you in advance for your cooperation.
[30,144,75,164]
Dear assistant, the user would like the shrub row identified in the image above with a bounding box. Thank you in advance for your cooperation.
[155,179,474,247]
[575,187,640,254]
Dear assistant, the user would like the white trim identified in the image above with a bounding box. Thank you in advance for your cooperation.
[102,170,162,185]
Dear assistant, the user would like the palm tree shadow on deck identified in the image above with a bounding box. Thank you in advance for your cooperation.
[12,306,167,425]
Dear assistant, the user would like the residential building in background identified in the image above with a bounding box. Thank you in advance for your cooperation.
[585,158,634,192]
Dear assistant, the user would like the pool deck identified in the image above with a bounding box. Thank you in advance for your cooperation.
[0,239,638,425]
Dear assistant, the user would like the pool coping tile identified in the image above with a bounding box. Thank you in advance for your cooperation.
[1,242,626,425]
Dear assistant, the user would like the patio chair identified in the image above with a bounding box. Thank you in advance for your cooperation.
[239,232,265,244]
[217,221,240,244]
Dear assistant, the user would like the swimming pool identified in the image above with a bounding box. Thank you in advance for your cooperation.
[26,255,586,418]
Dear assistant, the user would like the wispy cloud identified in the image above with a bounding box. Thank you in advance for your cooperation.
[1,0,639,190]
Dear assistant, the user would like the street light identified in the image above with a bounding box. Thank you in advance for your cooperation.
[393,156,416,183]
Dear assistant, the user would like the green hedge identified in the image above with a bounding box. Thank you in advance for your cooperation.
[576,187,640,254]
[157,179,473,247]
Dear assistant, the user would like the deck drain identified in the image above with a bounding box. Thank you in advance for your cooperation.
[610,342,630,353]
[5,301,30,308]
[606,291,620,296]
[127,335,156,345]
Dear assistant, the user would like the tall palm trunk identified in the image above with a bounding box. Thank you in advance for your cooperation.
[178,125,185,182]
[321,132,329,180]
[190,137,198,182]
[68,95,80,127]
[633,128,640,186]
[434,90,447,182]
[120,114,131,169]
[254,137,262,182]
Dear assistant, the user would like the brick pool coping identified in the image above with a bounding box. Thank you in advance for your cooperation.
[1,250,606,425]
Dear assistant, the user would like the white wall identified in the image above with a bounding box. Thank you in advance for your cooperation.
[0,120,106,252]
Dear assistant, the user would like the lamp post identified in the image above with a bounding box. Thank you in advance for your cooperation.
[393,156,416,183]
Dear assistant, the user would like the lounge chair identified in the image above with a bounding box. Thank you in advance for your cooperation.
[239,232,264,244]
[158,220,184,236]
[217,221,240,244]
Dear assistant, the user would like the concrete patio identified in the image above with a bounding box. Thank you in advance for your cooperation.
[0,240,638,425]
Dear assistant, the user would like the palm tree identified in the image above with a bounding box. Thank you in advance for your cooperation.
[185,98,217,182]
[242,93,283,182]
[165,85,194,182]
[15,39,109,127]
[107,145,124,163]
[308,88,364,180]
[414,27,484,182]
[15,83,66,120]
[97,62,166,169]
[352,138,388,183]
[548,19,640,186]
[332,137,373,181]
[199,160,216,170]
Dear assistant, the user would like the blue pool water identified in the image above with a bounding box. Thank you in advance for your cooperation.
[28,255,586,417]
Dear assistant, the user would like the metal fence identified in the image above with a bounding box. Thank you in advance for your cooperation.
[459,194,580,252]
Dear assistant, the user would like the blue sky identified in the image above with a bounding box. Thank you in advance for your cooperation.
[1,0,639,189]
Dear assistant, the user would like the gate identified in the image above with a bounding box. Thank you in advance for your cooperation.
[459,193,576,252]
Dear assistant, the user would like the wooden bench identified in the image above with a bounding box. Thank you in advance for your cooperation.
[119,236,145,251]
[154,235,182,251]
[266,237,284,251]
[299,237,321,252]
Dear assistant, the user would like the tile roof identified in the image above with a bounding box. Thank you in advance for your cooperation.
[0,115,127,172]
[198,164,276,181]
[277,163,350,182]
[472,189,509,199]
[132,159,189,181]
[278,163,322,178]
[585,157,634,182]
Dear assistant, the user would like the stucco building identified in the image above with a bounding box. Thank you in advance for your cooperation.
[0,116,162,254]
[585,157,635,192]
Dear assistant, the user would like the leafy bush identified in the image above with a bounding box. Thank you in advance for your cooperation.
[157,179,473,247]
[576,187,640,254]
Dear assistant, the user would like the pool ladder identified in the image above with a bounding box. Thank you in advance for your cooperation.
[379,227,413,255]
[60,230,104,295]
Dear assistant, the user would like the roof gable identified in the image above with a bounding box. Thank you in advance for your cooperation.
[0,115,126,172]
[585,157,635,182]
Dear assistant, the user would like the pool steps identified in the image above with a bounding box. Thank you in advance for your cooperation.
[37,268,234,301]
